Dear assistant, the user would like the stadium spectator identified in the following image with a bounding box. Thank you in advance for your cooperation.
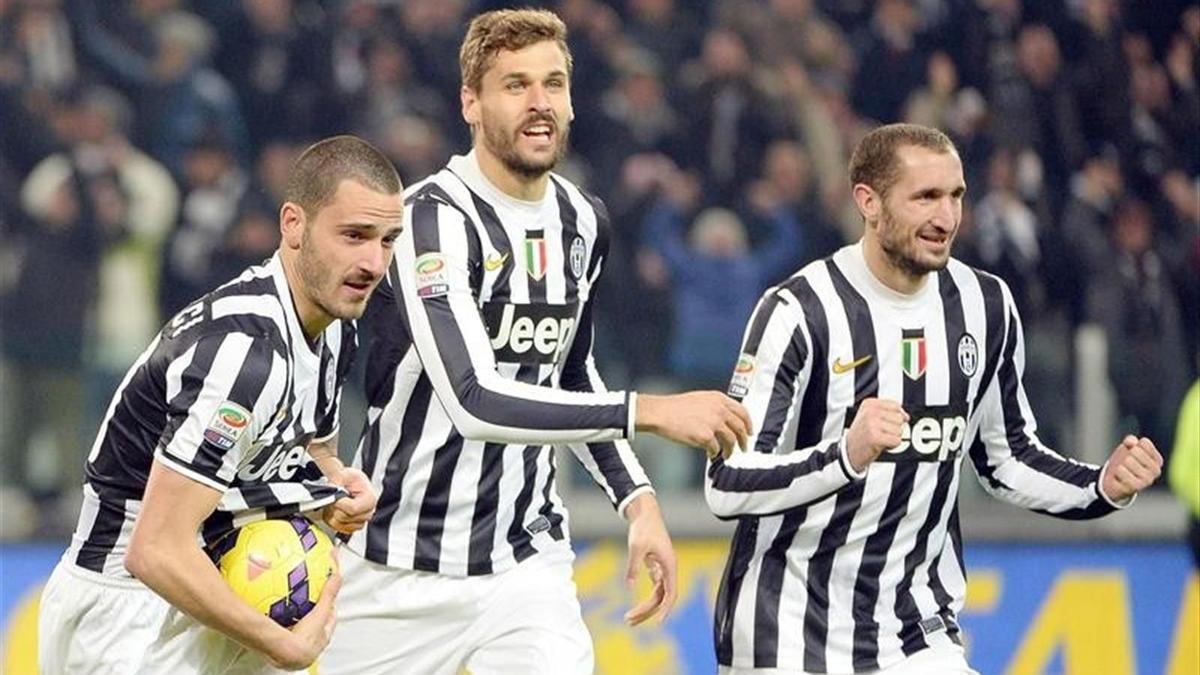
[1088,198,1191,461]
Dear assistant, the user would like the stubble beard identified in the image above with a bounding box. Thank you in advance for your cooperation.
[878,208,951,278]
[480,111,570,180]
[296,229,352,322]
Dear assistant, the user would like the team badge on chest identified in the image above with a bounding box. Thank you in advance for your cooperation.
[524,230,548,281]
[900,329,927,380]
[957,333,978,377]
[569,236,586,279]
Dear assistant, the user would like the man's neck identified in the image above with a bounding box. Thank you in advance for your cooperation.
[474,145,549,201]
[862,236,928,296]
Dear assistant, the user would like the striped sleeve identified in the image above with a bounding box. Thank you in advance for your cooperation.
[967,276,1123,519]
[155,333,288,492]
[560,285,653,516]
[394,194,633,444]
[705,287,863,519]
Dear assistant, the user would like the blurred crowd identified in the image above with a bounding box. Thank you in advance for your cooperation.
[1,0,1197,534]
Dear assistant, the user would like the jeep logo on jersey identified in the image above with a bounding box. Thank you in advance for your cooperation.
[237,442,310,482]
[483,302,576,364]
[848,402,968,463]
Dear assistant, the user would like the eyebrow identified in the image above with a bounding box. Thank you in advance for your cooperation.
[500,69,568,81]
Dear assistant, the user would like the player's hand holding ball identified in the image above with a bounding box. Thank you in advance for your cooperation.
[1101,435,1163,502]
[845,398,909,473]
[213,515,342,669]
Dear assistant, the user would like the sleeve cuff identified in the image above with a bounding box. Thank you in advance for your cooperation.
[837,436,867,482]
[1096,461,1136,509]
[625,391,637,441]
[617,485,656,520]
[154,448,229,493]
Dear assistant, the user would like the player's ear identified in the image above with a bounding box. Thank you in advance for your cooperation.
[462,85,479,127]
[280,202,305,250]
[852,183,881,224]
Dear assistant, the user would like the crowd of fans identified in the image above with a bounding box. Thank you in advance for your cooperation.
[1,0,1197,534]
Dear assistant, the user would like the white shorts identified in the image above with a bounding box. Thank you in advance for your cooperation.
[718,643,980,675]
[137,605,303,675]
[38,561,170,675]
[37,558,300,675]
[321,547,593,675]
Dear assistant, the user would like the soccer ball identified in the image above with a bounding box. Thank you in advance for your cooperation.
[211,516,334,626]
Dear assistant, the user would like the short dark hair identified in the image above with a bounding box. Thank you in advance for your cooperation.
[284,135,401,217]
[849,123,957,197]
[460,9,572,93]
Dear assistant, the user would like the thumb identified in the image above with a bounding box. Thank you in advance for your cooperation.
[625,548,641,590]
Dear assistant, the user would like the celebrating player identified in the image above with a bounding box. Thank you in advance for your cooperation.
[322,9,751,675]
[706,123,1162,674]
[37,135,399,674]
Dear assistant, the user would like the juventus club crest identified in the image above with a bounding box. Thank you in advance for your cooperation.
[569,236,586,279]
[901,328,927,380]
[957,333,979,376]
[524,230,548,281]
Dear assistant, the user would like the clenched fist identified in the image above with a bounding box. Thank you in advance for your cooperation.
[1100,435,1163,503]
[845,398,909,473]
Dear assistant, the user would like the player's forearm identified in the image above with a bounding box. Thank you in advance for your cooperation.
[125,537,293,663]
[704,441,862,518]
[308,437,345,479]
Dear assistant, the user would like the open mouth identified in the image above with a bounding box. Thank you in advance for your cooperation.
[521,122,554,143]
[343,279,373,297]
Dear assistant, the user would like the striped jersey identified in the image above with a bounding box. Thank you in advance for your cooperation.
[345,150,651,577]
[66,254,352,577]
[706,243,1125,672]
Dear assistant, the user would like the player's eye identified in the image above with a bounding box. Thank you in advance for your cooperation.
[506,80,525,91]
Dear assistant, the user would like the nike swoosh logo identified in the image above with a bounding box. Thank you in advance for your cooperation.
[832,355,872,374]
[484,252,509,272]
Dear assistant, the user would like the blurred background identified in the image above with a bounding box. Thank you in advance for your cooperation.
[0,0,1197,673]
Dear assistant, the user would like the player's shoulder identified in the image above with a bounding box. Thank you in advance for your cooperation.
[549,171,609,219]
[944,257,1015,303]
[403,169,478,228]
[160,264,290,355]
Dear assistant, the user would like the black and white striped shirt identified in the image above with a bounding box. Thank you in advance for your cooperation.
[345,151,651,577]
[707,243,1125,672]
[66,254,352,577]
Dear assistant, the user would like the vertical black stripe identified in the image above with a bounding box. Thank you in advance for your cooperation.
[742,294,785,357]
[754,322,810,453]
[803,260,878,673]
[753,510,806,667]
[190,338,278,478]
[715,517,758,665]
[359,417,383,480]
[506,446,541,562]
[939,270,969,406]
[413,433,466,572]
[538,450,565,540]
[853,314,925,669]
[74,497,131,572]
[970,271,1006,412]
[155,336,225,448]
[552,178,581,301]
[465,189,514,300]
[466,442,505,575]
[577,189,609,279]
[783,278,829,450]
[895,461,955,655]
[851,463,918,671]
[365,375,433,564]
